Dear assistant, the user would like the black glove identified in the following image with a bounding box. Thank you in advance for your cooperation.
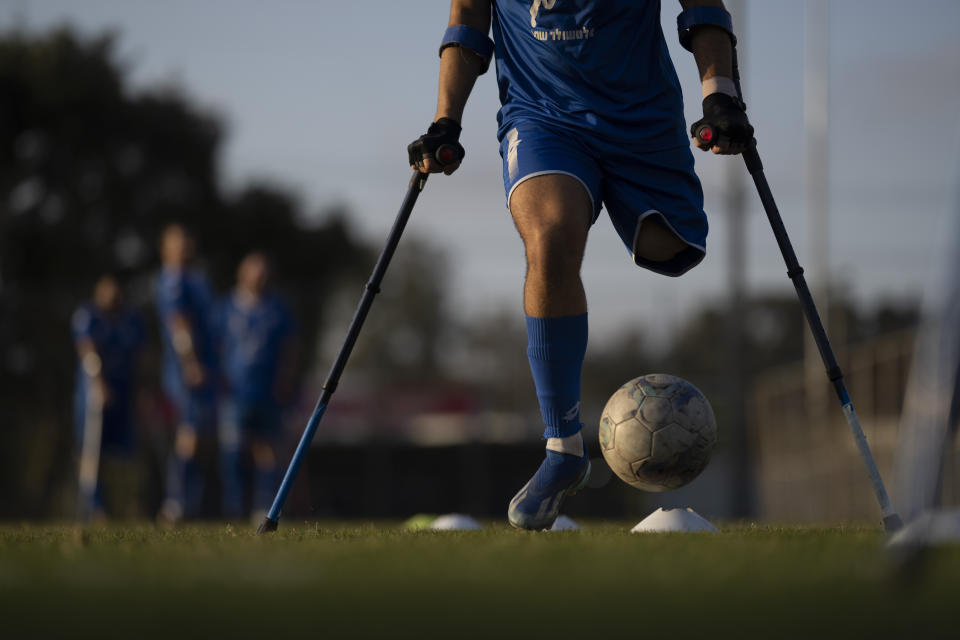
[407,117,465,170]
[690,93,754,153]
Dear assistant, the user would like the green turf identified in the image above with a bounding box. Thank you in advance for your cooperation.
[1,522,957,638]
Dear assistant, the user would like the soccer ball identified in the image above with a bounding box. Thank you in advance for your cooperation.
[598,373,717,492]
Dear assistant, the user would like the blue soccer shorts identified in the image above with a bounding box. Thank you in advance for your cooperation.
[499,119,707,277]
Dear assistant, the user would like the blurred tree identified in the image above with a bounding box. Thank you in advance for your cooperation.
[0,28,224,517]
[460,294,917,438]
[450,308,534,414]
[337,236,452,388]
[0,29,371,517]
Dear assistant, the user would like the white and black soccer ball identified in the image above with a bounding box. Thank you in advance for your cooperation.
[598,373,717,492]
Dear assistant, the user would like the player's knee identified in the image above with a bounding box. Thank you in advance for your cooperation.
[518,197,588,266]
[523,214,584,254]
[523,220,585,277]
[511,176,590,256]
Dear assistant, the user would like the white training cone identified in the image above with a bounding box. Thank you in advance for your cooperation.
[888,508,960,548]
[429,514,483,531]
[547,515,581,531]
[630,507,718,533]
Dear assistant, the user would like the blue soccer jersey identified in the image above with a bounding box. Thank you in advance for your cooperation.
[492,0,687,150]
[72,303,145,451]
[72,304,145,387]
[490,1,707,277]
[155,267,218,398]
[220,293,294,406]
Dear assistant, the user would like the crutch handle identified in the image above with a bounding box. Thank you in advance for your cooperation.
[693,124,714,146]
[435,143,464,167]
[695,127,762,173]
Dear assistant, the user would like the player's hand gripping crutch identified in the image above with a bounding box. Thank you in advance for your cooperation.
[257,141,463,534]
[693,117,903,532]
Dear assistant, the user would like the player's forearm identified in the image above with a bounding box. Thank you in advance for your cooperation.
[689,26,733,83]
[76,339,110,403]
[435,48,484,122]
[77,340,103,380]
[434,0,491,122]
[170,314,199,368]
[680,0,734,93]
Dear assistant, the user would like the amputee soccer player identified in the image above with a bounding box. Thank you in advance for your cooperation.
[219,252,296,519]
[72,274,145,516]
[408,1,753,529]
[155,224,219,522]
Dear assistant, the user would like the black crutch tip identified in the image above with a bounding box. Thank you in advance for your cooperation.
[883,513,904,533]
[256,517,279,535]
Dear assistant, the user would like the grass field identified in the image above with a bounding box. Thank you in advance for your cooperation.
[1,522,958,638]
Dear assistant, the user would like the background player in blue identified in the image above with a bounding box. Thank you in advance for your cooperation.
[72,274,145,517]
[219,251,296,519]
[155,223,219,522]
[408,0,753,529]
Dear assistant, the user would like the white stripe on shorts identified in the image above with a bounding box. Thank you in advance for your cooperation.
[506,127,522,182]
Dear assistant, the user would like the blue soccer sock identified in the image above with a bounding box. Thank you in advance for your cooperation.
[525,313,588,441]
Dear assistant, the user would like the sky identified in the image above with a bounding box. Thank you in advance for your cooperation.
[5,0,959,342]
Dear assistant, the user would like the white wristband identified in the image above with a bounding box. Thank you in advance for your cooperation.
[701,76,738,99]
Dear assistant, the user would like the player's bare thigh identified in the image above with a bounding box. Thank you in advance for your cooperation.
[509,173,592,258]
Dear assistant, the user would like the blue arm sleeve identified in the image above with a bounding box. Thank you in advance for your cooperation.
[677,6,736,52]
[439,25,495,74]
